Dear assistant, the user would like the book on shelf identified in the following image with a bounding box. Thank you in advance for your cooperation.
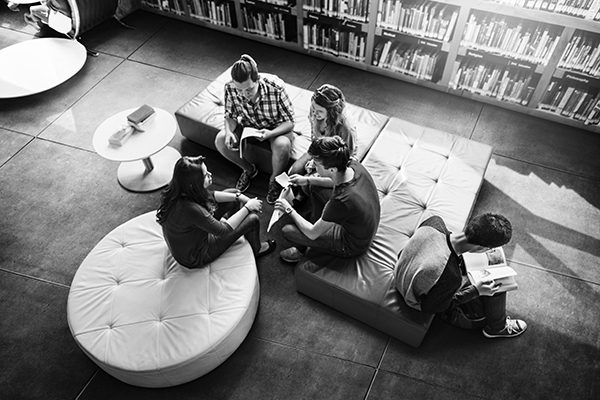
[463,247,519,294]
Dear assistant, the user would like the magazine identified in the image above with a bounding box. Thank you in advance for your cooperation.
[463,247,518,293]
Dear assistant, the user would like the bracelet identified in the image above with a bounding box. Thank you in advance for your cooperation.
[243,205,250,212]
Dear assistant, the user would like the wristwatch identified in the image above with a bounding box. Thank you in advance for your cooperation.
[285,206,293,214]
[235,190,241,201]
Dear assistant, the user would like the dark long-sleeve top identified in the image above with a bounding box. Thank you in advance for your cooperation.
[160,197,233,268]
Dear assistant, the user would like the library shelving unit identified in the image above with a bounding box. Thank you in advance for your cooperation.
[141,0,600,133]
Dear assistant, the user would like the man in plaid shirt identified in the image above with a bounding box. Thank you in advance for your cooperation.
[215,54,295,204]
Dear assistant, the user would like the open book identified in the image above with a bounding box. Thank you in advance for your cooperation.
[463,247,519,293]
[238,127,264,158]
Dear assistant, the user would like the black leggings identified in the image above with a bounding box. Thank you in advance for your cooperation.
[201,200,262,265]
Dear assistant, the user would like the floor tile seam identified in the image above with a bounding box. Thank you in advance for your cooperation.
[363,338,390,400]
[74,368,99,400]
[123,57,216,83]
[0,267,70,289]
[0,133,35,169]
[507,258,600,286]
[372,368,490,400]
[248,335,379,370]
[491,152,600,183]
[32,136,97,155]
[304,62,329,90]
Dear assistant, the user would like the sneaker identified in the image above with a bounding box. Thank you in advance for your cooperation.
[235,166,258,193]
[266,180,283,205]
[280,247,304,263]
[483,317,527,339]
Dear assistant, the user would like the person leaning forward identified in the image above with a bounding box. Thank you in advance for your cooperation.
[274,135,380,263]
[215,54,295,205]
[395,214,528,339]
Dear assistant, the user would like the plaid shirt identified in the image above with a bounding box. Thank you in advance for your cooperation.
[224,74,295,130]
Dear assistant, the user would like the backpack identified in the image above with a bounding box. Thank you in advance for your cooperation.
[441,297,487,329]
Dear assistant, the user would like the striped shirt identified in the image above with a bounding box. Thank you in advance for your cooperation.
[224,74,295,130]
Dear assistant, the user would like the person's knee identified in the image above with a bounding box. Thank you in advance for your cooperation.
[214,130,227,152]
[271,136,292,156]
[246,212,260,228]
[282,223,299,240]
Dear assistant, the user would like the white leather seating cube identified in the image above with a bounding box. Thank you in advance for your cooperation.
[67,211,259,387]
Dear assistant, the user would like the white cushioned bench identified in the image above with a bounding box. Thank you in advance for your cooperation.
[295,118,493,347]
[175,69,492,348]
[67,211,259,387]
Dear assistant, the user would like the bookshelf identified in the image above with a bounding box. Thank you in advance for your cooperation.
[141,0,600,133]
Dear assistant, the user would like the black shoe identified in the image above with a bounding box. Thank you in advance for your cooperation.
[235,166,258,193]
[266,180,283,205]
[257,239,277,258]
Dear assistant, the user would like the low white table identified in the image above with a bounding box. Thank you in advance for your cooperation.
[0,38,86,98]
[93,108,180,192]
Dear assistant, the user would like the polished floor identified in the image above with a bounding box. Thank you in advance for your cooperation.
[1,7,599,400]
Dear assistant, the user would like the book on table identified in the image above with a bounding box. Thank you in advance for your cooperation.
[463,247,518,293]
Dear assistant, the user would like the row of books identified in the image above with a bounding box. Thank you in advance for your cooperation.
[538,80,600,124]
[302,0,370,22]
[450,60,537,105]
[376,1,459,42]
[484,0,600,19]
[461,12,561,65]
[303,23,368,61]
[188,0,236,27]
[558,32,600,77]
[143,0,186,15]
[257,0,292,5]
[372,40,442,81]
[242,8,292,40]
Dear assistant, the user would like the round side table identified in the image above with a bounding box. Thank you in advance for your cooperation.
[0,38,86,98]
[93,108,180,192]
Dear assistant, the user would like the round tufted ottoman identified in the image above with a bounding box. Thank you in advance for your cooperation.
[67,211,259,388]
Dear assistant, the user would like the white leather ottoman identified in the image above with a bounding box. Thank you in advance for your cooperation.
[67,211,259,387]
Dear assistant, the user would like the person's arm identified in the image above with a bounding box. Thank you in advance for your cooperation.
[256,84,295,141]
[224,198,262,229]
[289,173,334,189]
[275,198,334,240]
[256,120,294,141]
[213,190,250,204]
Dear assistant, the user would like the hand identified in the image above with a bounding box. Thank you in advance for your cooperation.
[274,198,292,213]
[239,193,250,204]
[225,130,239,150]
[289,174,309,187]
[255,129,268,142]
[476,280,502,297]
[244,198,263,213]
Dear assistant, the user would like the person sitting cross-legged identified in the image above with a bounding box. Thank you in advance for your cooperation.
[215,54,295,205]
[156,156,276,269]
[274,135,380,263]
[395,213,528,339]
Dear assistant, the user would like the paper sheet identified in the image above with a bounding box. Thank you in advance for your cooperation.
[267,172,294,232]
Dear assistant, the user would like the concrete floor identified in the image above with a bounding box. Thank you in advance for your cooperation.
[1,7,599,400]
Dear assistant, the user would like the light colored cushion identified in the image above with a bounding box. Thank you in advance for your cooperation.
[67,211,259,387]
[295,117,492,348]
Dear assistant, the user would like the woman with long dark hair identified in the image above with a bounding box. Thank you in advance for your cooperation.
[157,156,276,268]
